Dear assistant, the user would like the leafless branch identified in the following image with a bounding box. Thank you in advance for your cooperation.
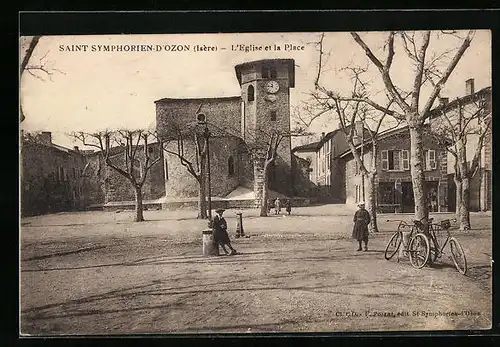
[420,30,475,120]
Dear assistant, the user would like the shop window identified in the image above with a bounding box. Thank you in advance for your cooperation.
[379,183,395,204]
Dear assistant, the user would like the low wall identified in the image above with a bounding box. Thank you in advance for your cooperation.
[92,197,311,212]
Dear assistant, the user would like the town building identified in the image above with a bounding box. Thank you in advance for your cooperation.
[338,125,448,213]
[292,124,449,213]
[292,123,365,203]
[20,131,88,216]
[429,79,492,212]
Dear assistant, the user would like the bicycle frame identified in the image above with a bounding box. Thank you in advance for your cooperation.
[428,223,452,259]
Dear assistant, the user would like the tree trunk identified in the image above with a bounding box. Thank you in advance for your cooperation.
[454,178,462,220]
[458,177,471,230]
[408,124,429,231]
[366,173,379,233]
[259,164,269,217]
[197,180,207,219]
[134,186,145,222]
[197,159,207,219]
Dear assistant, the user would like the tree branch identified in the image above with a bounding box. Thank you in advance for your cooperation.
[20,36,41,74]
[350,31,411,113]
[420,30,475,120]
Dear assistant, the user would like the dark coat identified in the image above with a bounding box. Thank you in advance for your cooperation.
[286,200,292,212]
[212,214,231,244]
[352,208,371,241]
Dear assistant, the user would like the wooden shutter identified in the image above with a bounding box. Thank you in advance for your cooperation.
[429,150,436,170]
[381,150,388,171]
[402,150,409,170]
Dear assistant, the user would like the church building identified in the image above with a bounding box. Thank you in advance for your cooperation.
[155,58,296,207]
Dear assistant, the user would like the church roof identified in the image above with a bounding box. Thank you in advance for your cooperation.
[154,96,241,103]
[234,59,295,88]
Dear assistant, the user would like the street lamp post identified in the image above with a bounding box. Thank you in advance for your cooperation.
[203,124,212,220]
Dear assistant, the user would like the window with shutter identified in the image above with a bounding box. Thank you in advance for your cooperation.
[381,150,388,170]
[402,150,409,170]
[393,151,401,170]
[429,150,436,170]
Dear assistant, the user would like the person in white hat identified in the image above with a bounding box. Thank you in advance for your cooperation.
[352,202,371,251]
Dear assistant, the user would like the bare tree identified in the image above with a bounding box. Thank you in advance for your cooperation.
[334,30,475,232]
[312,53,403,232]
[71,129,163,222]
[250,129,287,217]
[161,120,210,219]
[430,92,491,230]
[245,125,309,217]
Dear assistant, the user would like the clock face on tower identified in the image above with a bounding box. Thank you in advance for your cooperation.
[265,80,280,94]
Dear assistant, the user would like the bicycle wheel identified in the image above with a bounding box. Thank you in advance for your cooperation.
[408,233,430,269]
[384,231,402,260]
[449,237,467,275]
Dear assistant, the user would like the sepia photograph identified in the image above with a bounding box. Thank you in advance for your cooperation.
[19,30,492,334]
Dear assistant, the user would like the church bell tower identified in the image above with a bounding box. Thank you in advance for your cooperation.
[235,59,295,202]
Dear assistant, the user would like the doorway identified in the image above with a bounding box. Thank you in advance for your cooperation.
[401,182,414,213]
[426,181,439,212]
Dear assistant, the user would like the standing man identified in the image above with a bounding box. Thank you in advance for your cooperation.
[212,209,237,255]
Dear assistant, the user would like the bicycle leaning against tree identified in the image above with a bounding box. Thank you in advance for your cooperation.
[384,218,467,275]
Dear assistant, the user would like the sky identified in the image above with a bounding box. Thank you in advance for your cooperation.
[20,31,491,149]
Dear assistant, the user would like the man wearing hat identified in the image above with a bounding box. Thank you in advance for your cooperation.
[212,208,237,255]
[352,202,371,251]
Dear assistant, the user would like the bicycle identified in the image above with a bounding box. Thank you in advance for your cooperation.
[424,218,467,275]
[384,219,430,269]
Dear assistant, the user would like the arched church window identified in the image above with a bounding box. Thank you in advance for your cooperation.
[248,85,255,102]
[270,67,277,79]
[228,156,235,176]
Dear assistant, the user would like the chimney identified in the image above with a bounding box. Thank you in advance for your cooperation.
[38,131,52,145]
[439,97,449,106]
[73,146,79,152]
[465,78,475,95]
[321,132,325,139]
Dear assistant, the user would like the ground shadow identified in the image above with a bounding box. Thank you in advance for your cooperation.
[464,265,492,281]
[21,251,393,272]
[22,276,425,324]
[22,245,107,262]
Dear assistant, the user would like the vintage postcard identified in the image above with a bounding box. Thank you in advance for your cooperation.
[20,30,492,335]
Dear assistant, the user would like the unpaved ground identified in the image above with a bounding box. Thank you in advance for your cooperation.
[20,205,492,334]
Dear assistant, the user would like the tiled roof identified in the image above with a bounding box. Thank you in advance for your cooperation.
[292,141,321,152]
